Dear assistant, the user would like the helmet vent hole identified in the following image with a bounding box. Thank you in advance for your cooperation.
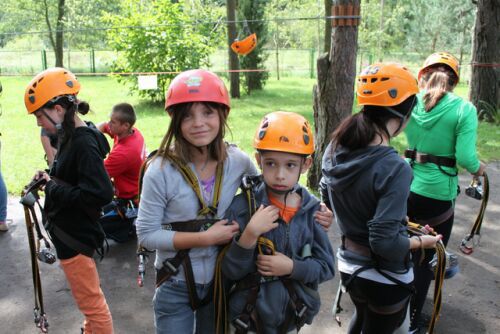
[303,134,310,145]
[29,96,35,103]
[362,78,367,83]
[32,82,37,88]
[381,77,389,81]
[38,77,44,83]
[371,78,378,83]
[261,121,269,129]
[66,80,74,88]
[29,89,35,94]
[279,136,289,143]
[388,89,398,98]
[258,130,266,140]
[363,90,372,95]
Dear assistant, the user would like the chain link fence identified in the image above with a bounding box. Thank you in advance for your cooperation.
[0,48,473,82]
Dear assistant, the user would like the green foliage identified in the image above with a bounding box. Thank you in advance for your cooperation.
[104,0,223,102]
[238,0,270,93]
[478,100,499,125]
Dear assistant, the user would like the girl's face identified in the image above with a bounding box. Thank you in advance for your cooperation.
[180,102,221,148]
[34,106,64,134]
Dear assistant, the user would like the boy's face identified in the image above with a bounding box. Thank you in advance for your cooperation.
[256,151,311,193]
[108,111,130,137]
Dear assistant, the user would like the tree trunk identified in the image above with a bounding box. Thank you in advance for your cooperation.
[227,0,240,98]
[308,0,360,189]
[469,0,500,111]
[324,0,332,52]
[43,0,65,67]
[55,0,65,68]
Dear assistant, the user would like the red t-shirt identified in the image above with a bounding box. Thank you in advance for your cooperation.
[103,124,146,199]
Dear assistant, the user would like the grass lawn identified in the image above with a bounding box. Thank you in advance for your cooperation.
[1,76,498,194]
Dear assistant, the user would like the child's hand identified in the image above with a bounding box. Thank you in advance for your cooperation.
[256,252,293,276]
[314,203,334,231]
[205,220,240,246]
[421,234,443,249]
[247,204,280,238]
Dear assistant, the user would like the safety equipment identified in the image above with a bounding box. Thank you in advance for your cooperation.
[357,62,419,108]
[253,111,314,155]
[460,173,489,255]
[231,33,257,56]
[24,67,80,114]
[418,52,460,82]
[20,177,54,333]
[165,69,230,112]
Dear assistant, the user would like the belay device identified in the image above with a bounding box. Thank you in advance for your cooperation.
[460,172,489,255]
[20,177,55,333]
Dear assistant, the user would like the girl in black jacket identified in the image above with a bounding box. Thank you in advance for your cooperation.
[25,68,114,334]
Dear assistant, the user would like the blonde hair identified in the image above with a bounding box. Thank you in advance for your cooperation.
[420,67,457,112]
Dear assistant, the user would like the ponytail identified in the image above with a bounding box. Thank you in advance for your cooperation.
[44,95,91,144]
[421,68,456,112]
[332,109,391,151]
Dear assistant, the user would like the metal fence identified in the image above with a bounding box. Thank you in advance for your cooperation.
[0,48,473,82]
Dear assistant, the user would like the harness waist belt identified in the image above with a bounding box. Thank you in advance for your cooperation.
[404,149,456,168]
[343,237,371,258]
[161,218,218,232]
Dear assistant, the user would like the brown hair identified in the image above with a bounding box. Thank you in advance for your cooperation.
[112,102,136,127]
[420,65,457,112]
[156,102,229,164]
[332,96,416,151]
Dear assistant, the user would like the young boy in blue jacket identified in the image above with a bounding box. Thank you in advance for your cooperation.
[222,111,335,333]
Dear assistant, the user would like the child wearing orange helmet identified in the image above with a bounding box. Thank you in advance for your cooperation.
[405,52,486,333]
[136,69,259,334]
[321,63,442,334]
[25,68,114,333]
[221,111,335,333]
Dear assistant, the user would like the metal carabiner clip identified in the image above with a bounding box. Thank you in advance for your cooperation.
[459,234,481,255]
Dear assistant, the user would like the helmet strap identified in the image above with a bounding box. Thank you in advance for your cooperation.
[40,109,62,129]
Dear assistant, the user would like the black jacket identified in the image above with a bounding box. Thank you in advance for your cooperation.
[44,126,113,259]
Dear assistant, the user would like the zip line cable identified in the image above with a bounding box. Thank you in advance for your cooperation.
[0,15,336,37]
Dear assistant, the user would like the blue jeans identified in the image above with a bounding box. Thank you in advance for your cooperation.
[0,167,7,222]
[153,278,215,334]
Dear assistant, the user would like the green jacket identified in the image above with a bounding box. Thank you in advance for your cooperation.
[404,92,480,201]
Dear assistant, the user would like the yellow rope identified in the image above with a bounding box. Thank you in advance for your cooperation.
[407,222,446,334]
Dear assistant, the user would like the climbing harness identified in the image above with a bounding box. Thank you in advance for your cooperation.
[404,149,458,177]
[460,173,489,255]
[215,176,310,334]
[231,20,257,56]
[20,177,54,333]
[136,150,225,311]
[331,235,415,327]
[407,222,446,334]
[331,223,446,334]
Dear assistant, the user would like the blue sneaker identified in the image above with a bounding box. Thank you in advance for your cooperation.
[429,250,459,279]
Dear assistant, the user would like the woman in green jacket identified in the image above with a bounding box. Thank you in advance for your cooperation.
[404,52,485,333]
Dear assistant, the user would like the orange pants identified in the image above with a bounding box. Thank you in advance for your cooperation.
[60,254,114,334]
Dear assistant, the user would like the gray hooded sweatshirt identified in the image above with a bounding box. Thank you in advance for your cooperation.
[321,142,412,273]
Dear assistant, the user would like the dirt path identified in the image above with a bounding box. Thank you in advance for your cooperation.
[1,162,499,333]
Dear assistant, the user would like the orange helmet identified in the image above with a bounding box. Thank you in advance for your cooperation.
[165,69,230,113]
[418,52,459,82]
[231,33,257,56]
[356,62,418,107]
[24,67,80,114]
[253,111,314,155]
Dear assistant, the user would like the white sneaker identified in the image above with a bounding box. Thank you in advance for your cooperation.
[0,221,8,232]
